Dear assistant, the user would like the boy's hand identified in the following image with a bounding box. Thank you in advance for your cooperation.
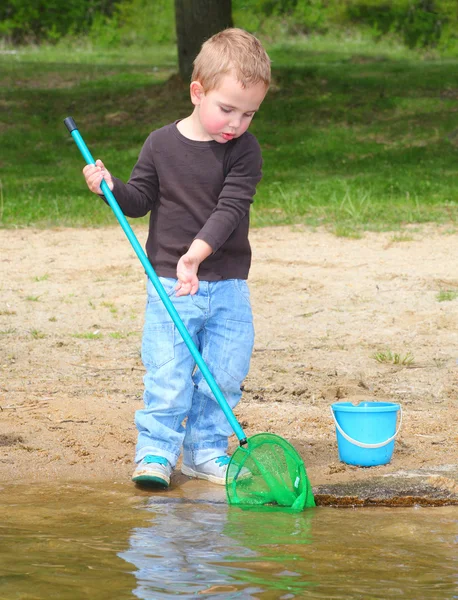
[83,159,113,194]
[176,254,200,296]
[175,239,213,297]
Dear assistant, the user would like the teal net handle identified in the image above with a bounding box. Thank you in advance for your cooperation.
[64,117,247,444]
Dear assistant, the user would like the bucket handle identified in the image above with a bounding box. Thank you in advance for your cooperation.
[330,407,403,449]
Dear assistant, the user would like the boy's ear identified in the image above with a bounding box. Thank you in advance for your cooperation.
[190,81,205,105]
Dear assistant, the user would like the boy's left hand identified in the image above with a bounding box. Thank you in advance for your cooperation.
[176,254,200,296]
[175,239,213,296]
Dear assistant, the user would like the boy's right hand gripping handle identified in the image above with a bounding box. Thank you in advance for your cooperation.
[63,117,247,445]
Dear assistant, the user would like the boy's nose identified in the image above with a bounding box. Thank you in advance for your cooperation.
[228,115,241,129]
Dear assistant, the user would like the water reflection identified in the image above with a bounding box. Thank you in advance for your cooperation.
[120,501,315,598]
[220,507,316,597]
[120,498,458,600]
[0,483,456,599]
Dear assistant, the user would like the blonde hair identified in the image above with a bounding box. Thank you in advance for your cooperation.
[192,28,271,92]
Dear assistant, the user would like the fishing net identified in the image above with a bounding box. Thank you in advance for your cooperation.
[226,433,315,510]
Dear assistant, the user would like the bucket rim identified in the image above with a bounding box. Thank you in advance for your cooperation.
[331,401,400,413]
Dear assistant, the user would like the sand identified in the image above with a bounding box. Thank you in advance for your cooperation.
[1,225,457,487]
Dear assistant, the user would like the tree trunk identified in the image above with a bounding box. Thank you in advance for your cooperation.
[175,0,233,81]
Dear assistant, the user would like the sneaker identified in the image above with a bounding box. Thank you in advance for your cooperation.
[181,455,232,486]
[132,455,172,487]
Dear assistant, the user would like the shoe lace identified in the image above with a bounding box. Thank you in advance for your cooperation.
[143,455,168,466]
[215,456,231,466]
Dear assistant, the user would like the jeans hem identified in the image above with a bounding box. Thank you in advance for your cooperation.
[182,443,229,467]
[135,446,179,468]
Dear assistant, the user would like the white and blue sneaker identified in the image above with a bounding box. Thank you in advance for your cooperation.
[181,456,232,485]
[132,455,172,487]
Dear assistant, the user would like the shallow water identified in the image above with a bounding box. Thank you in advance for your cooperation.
[0,482,457,599]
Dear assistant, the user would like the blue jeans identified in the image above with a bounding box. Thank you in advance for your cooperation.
[135,277,254,467]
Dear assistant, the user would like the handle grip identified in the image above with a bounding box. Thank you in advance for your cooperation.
[64,117,247,443]
[64,116,78,133]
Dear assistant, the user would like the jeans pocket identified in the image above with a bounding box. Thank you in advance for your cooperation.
[220,319,254,382]
[233,279,251,307]
[146,277,177,304]
[142,321,175,369]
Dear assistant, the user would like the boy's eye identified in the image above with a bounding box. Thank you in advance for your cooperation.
[220,107,232,113]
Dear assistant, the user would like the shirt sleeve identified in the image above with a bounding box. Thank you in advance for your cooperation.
[105,134,159,218]
[195,135,262,252]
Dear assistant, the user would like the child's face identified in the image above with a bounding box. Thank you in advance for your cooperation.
[191,73,267,143]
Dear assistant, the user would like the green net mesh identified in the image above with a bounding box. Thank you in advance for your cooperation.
[226,433,315,510]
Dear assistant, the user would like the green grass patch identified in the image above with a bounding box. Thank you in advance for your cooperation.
[1,35,458,230]
[436,289,458,302]
[0,328,16,335]
[390,232,415,242]
[71,332,103,339]
[372,349,414,365]
[109,331,136,339]
[101,301,118,314]
[30,329,46,339]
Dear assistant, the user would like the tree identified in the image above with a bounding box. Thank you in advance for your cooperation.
[174,0,233,81]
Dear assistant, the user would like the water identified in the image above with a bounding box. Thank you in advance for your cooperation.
[0,482,457,599]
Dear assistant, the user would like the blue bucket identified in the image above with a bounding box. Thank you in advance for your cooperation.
[331,402,402,467]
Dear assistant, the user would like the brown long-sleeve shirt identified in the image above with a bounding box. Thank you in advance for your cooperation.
[111,122,263,281]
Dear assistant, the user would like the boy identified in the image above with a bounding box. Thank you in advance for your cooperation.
[83,28,271,487]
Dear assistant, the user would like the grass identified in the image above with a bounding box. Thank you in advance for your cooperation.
[372,349,414,366]
[109,331,136,339]
[30,329,46,339]
[436,289,458,302]
[71,332,102,339]
[1,34,458,230]
[101,301,118,314]
[390,232,415,242]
